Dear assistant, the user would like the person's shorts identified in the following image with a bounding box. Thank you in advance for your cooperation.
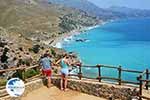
[60,68,69,75]
[42,69,52,77]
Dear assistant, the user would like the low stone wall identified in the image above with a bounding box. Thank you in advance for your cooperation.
[51,78,138,100]
[0,77,138,100]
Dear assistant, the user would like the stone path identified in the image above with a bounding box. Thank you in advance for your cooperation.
[22,86,106,100]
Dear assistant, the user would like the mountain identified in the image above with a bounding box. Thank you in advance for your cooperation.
[0,0,99,47]
[48,0,103,17]
[107,6,150,18]
[48,0,150,20]
[1,0,150,48]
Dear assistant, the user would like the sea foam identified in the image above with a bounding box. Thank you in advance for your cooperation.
[54,42,62,48]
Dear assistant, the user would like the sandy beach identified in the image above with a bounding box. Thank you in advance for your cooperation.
[50,24,102,48]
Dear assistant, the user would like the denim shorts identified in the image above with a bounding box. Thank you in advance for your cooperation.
[60,68,69,75]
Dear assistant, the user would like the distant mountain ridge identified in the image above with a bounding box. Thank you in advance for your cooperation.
[108,6,150,18]
[48,0,150,20]
[48,0,103,17]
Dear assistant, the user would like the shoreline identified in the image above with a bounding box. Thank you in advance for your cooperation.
[51,21,107,48]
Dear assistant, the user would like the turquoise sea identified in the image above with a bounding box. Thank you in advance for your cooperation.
[61,18,150,82]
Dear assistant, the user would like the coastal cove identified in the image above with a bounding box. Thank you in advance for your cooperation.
[55,18,150,82]
[51,24,102,48]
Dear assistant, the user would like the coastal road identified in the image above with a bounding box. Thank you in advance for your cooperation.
[22,86,106,100]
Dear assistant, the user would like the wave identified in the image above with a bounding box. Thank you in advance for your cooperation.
[53,42,62,48]
[53,36,74,48]
[87,25,100,30]
[53,25,100,48]
[64,36,74,42]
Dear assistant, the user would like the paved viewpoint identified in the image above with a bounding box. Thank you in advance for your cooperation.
[22,86,106,100]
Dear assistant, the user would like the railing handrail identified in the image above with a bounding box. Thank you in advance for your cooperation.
[0,65,39,73]
[82,64,145,73]
[121,69,143,73]
[0,67,26,73]
[0,64,148,75]
[139,79,150,82]
[139,70,147,77]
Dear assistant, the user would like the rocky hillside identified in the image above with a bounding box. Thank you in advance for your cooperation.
[48,0,100,17]
[0,0,99,47]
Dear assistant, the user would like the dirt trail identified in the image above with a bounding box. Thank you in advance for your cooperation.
[22,86,106,100]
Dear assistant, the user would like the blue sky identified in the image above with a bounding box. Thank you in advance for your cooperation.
[88,0,150,10]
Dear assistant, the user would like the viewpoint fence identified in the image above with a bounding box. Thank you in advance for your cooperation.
[0,64,150,100]
[71,64,150,100]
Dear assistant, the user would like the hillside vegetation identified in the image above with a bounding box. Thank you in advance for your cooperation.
[0,0,99,47]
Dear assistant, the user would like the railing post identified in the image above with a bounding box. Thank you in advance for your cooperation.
[146,69,149,90]
[118,66,122,85]
[35,65,40,74]
[21,68,26,81]
[138,75,142,100]
[97,64,101,82]
[78,64,82,80]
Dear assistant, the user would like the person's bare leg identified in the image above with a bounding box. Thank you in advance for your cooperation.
[60,75,63,90]
[47,77,51,88]
[64,76,68,91]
